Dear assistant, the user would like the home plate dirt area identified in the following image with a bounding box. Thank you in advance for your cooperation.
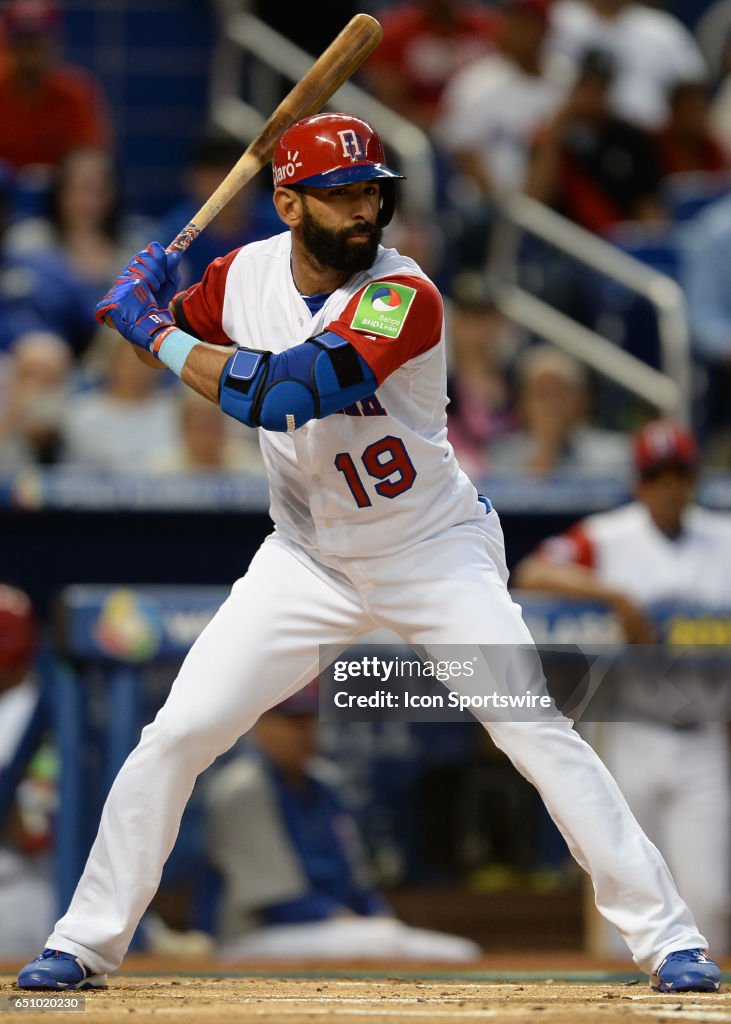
[0,955,729,1024]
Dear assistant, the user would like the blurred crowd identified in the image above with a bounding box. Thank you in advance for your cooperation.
[0,0,731,480]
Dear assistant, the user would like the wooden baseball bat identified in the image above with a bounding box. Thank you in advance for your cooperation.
[168,12,383,254]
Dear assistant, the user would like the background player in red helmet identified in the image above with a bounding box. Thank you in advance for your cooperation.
[514,420,731,957]
[18,116,721,994]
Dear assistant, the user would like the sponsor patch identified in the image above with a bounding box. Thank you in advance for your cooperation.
[350,281,417,339]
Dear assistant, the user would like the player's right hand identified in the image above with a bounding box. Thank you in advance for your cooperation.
[95,276,175,353]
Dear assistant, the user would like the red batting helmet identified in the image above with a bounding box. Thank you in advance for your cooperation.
[272,113,404,226]
[633,420,699,477]
[0,585,38,674]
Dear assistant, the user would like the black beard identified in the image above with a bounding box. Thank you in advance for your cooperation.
[301,199,382,273]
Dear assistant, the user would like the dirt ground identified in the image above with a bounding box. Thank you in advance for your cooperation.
[0,955,729,1024]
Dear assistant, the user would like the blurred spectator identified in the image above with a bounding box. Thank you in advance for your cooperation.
[0,584,56,957]
[148,390,266,476]
[513,420,731,955]
[545,0,708,131]
[0,160,95,353]
[205,687,481,961]
[488,344,629,475]
[59,339,179,470]
[6,148,151,350]
[525,49,665,235]
[437,0,564,200]
[364,0,497,131]
[445,275,515,480]
[159,134,280,288]
[682,193,731,460]
[655,81,729,179]
[0,331,71,468]
[0,0,112,171]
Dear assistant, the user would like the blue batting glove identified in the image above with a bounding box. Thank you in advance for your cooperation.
[95,277,175,353]
[118,241,182,308]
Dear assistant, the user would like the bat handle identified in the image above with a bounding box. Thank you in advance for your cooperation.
[166,221,201,255]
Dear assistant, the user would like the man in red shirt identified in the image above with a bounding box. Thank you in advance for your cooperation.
[0,0,112,170]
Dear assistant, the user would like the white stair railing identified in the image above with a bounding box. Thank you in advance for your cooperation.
[489,195,690,422]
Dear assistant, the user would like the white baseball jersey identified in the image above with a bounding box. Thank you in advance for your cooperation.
[175,232,481,557]
[540,501,731,606]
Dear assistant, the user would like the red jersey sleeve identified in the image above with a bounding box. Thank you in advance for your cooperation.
[536,524,596,568]
[171,249,240,345]
[326,275,443,385]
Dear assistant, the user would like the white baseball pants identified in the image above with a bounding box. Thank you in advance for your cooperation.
[599,720,730,956]
[48,511,705,974]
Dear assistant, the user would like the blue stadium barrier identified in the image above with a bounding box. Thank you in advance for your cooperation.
[50,585,228,920]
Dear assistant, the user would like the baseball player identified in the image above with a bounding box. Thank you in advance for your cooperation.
[205,684,480,962]
[18,114,720,993]
[514,420,731,956]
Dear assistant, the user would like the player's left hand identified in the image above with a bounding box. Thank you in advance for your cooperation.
[95,276,175,352]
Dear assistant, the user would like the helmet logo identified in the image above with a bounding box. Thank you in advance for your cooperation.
[274,150,303,185]
[337,129,365,162]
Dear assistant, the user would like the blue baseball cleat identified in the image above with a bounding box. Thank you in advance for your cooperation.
[17,949,108,990]
[651,949,721,992]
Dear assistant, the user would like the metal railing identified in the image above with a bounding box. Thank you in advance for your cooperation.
[208,8,436,216]
[488,195,690,422]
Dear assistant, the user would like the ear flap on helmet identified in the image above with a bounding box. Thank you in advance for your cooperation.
[377,180,397,227]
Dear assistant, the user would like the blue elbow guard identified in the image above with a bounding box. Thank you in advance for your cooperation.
[218,348,272,428]
[219,332,377,431]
